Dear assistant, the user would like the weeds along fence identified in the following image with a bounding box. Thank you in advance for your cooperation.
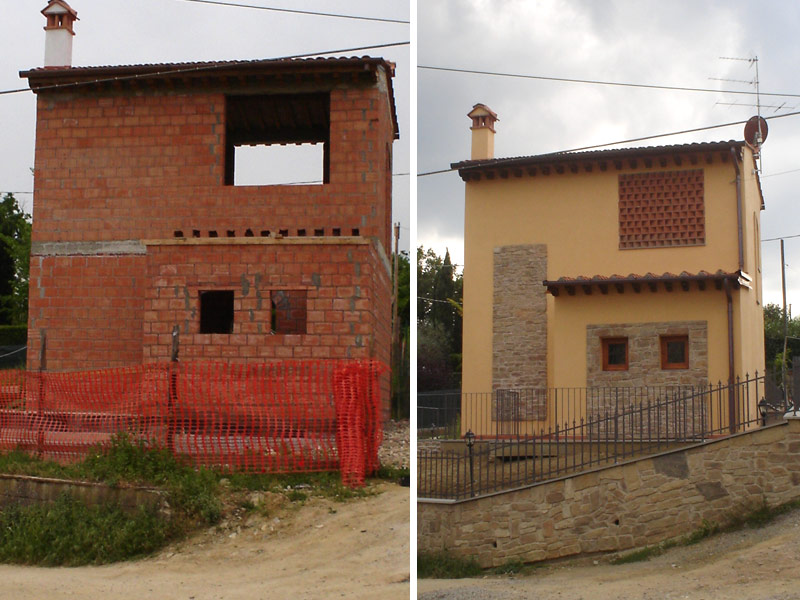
[0,360,386,487]
[419,374,774,500]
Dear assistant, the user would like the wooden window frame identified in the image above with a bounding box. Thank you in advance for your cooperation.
[602,337,628,371]
[660,335,689,369]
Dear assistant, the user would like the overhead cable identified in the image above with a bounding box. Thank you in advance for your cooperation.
[0,41,410,97]
[418,109,800,177]
[419,64,800,99]
[176,0,409,24]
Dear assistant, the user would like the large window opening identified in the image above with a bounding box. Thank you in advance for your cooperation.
[199,290,234,334]
[225,93,330,186]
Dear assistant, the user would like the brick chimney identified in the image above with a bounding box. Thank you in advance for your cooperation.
[468,103,498,160]
[42,0,78,68]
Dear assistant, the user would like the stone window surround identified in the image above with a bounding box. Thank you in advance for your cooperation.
[587,321,708,389]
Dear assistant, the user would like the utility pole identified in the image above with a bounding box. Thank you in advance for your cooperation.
[391,223,401,415]
[782,239,789,404]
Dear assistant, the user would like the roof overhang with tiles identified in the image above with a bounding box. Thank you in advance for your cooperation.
[543,270,751,297]
[452,140,764,208]
[20,56,399,139]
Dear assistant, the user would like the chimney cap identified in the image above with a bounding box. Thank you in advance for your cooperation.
[42,0,78,35]
[468,103,498,120]
[468,103,498,132]
[42,0,78,18]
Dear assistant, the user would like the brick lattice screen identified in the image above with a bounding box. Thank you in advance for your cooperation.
[618,169,705,249]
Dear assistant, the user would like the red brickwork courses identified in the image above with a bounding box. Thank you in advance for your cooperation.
[31,88,393,248]
[25,60,396,417]
[618,169,705,249]
[142,243,388,360]
[27,254,145,371]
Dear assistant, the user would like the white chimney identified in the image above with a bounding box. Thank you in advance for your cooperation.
[42,0,78,68]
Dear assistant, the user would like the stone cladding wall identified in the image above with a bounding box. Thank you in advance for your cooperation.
[586,320,708,389]
[418,420,800,568]
[492,245,547,421]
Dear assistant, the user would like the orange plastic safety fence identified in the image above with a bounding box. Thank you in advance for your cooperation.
[0,360,386,487]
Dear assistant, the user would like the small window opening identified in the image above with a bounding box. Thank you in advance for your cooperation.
[245,229,254,237]
[351,228,360,236]
[661,335,689,369]
[192,230,201,238]
[278,229,289,237]
[260,230,270,237]
[270,290,307,334]
[314,228,324,236]
[200,290,234,334]
[297,229,306,237]
[602,338,628,371]
[225,93,330,187]
[332,228,341,237]
[208,230,218,238]
[174,230,184,238]
[226,230,236,237]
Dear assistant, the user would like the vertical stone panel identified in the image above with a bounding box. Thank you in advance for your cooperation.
[492,244,547,394]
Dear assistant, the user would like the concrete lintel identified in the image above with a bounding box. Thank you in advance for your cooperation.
[32,240,146,256]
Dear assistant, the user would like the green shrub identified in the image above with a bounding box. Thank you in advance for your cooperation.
[418,550,482,578]
[0,493,168,566]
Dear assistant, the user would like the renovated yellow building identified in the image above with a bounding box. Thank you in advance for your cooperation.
[456,104,765,435]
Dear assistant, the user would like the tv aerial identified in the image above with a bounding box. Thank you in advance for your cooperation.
[712,56,784,173]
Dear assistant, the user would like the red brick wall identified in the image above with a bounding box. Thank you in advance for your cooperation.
[27,75,395,415]
[32,87,393,247]
[142,241,389,357]
[27,254,145,371]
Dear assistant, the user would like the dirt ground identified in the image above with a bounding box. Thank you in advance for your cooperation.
[418,506,800,600]
[0,482,409,600]
[0,419,411,600]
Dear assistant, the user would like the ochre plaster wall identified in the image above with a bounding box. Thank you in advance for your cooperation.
[462,152,763,394]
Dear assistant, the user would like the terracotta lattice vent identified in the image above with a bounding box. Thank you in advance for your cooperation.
[618,169,705,249]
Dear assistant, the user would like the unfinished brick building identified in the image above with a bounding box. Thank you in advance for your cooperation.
[21,1,398,414]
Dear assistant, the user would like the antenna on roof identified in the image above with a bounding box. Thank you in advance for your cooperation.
[713,56,775,173]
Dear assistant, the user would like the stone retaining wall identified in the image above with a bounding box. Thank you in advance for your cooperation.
[418,418,800,567]
[0,474,166,514]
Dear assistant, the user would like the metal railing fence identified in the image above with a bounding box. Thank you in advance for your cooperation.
[419,373,775,500]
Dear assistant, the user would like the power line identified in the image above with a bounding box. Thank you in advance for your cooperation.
[418,109,800,177]
[763,234,800,243]
[762,167,800,178]
[176,0,409,24]
[419,64,800,99]
[0,41,410,97]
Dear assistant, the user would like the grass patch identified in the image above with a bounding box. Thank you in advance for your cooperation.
[0,434,396,565]
[0,493,168,566]
[418,550,483,579]
[224,470,376,502]
[492,558,527,575]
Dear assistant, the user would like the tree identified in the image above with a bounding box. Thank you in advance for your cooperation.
[417,246,463,390]
[391,250,410,417]
[764,303,800,379]
[0,193,31,326]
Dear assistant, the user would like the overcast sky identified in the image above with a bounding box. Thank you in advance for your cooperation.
[418,0,800,309]
[0,0,410,251]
